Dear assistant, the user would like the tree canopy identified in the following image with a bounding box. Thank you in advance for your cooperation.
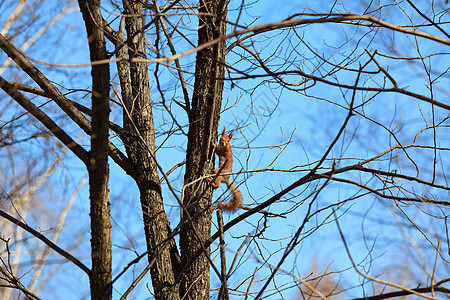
[0,1,449,299]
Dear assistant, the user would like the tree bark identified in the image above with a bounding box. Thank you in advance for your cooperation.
[120,1,181,299]
[78,0,112,299]
[179,0,228,299]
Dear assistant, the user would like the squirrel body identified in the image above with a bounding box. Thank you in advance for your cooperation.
[210,129,242,211]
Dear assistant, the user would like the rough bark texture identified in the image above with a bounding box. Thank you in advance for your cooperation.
[180,0,228,299]
[120,1,181,299]
[78,0,112,299]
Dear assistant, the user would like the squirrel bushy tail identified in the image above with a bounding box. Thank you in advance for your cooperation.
[218,181,242,212]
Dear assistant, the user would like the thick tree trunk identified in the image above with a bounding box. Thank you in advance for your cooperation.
[78,0,112,299]
[180,1,228,299]
[120,1,180,299]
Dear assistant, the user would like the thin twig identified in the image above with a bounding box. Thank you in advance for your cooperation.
[334,210,438,300]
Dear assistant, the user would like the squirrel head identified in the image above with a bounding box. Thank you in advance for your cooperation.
[218,128,233,147]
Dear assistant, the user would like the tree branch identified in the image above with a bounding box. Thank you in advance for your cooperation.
[9,81,124,137]
[0,209,90,275]
[0,76,89,164]
[0,33,136,177]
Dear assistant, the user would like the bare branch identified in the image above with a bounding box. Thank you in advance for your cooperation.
[0,76,89,163]
[0,209,90,275]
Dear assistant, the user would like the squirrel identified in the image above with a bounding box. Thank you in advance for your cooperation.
[210,128,243,212]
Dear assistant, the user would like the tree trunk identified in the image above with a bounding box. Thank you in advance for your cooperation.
[78,0,112,299]
[180,0,228,299]
[120,1,180,299]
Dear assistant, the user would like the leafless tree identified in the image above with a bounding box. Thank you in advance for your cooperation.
[0,0,449,299]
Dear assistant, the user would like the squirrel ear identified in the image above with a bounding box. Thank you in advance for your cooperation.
[221,127,226,136]
[229,131,233,139]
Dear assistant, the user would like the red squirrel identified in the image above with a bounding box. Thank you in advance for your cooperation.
[210,128,242,211]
